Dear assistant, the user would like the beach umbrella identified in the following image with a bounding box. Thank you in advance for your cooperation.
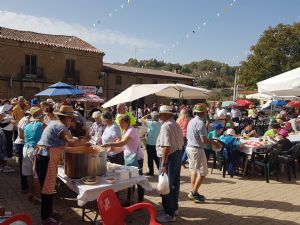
[67,93,104,103]
[287,100,300,108]
[235,99,254,108]
[222,101,237,107]
[35,81,83,96]
[270,100,287,107]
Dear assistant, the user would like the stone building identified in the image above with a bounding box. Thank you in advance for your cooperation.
[0,27,104,100]
[0,27,194,105]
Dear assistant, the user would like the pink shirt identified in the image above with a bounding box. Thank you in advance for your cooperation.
[176,118,189,137]
[122,126,144,160]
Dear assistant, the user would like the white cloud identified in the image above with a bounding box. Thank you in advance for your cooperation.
[0,10,162,49]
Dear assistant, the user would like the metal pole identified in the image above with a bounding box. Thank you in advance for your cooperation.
[233,70,237,101]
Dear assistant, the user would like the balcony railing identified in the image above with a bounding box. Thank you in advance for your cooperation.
[21,66,44,80]
[64,69,80,83]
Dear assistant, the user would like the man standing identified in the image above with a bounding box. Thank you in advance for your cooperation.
[186,104,221,203]
[230,105,242,123]
[12,96,30,124]
[156,105,183,223]
[214,101,227,127]
[115,103,136,128]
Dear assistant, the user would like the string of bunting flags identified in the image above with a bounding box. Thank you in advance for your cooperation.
[56,0,133,46]
[161,0,239,58]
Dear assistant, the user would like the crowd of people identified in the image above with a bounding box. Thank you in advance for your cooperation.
[1,96,300,224]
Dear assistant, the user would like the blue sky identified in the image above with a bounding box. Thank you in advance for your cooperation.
[1,0,300,65]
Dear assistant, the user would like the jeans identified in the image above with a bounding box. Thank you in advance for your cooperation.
[181,137,188,164]
[14,143,28,191]
[107,152,124,165]
[146,145,159,175]
[3,130,13,158]
[127,159,144,202]
[36,155,52,220]
[160,150,181,217]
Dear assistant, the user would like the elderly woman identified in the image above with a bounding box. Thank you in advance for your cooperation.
[0,104,14,172]
[101,112,122,164]
[140,111,161,176]
[89,111,105,145]
[176,109,190,168]
[102,114,144,202]
[35,105,90,225]
[23,107,45,204]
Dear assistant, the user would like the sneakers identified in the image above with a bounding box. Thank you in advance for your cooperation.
[174,209,179,216]
[188,191,206,203]
[42,217,62,225]
[156,214,176,223]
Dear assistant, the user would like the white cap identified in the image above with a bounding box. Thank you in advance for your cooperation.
[46,99,55,105]
[92,111,102,119]
[0,104,12,114]
[226,128,236,136]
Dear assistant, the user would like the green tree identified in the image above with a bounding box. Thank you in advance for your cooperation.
[240,22,300,88]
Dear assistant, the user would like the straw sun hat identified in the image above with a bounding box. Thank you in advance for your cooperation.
[159,105,173,114]
[55,105,77,117]
[193,103,207,113]
[29,107,45,121]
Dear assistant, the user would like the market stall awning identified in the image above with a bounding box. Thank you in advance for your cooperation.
[257,67,300,96]
[102,83,211,108]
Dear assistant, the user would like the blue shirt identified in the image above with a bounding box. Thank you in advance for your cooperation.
[146,120,161,146]
[186,115,207,148]
[38,121,68,148]
[102,123,121,144]
[24,121,43,147]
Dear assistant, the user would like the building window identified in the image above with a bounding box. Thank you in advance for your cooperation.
[136,78,143,84]
[115,75,122,85]
[152,79,158,84]
[66,59,76,76]
[25,55,37,74]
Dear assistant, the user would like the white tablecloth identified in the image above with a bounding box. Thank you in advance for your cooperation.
[57,166,153,206]
[287,133,300,143]
[240,134,300,155]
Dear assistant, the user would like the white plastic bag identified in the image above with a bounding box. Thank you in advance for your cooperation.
[157,173,170,195]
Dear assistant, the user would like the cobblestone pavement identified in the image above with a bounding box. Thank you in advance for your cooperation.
[1,152,300,225]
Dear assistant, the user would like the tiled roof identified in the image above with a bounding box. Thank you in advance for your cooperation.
[0,27,104,54]
[103,63,194,80]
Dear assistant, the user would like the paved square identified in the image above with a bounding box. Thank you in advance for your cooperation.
[1,153,300,225]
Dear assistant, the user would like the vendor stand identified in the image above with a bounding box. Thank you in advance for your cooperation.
[57,161,152,224]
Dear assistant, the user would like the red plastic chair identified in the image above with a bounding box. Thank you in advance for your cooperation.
[97,189,161,225]
[0,213,32,225]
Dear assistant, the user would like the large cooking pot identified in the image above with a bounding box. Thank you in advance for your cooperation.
[64,146,107,178]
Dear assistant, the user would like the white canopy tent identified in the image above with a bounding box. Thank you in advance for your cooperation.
[102,83,211,108]
[257,67,300,96]
[246,93,299,101]
[246,93,272,100]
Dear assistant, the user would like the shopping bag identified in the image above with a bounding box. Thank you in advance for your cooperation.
[157,173,170,195]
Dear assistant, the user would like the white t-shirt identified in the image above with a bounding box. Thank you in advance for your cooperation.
[14,116,30,144]
[231,109,241,119]
[215,108,227,119]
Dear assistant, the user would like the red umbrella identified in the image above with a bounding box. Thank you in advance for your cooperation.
[287,100,300,108]
[235,99,254,108]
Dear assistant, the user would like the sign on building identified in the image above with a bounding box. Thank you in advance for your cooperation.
[76,85,102,95]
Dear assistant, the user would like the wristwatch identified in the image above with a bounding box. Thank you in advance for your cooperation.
[162,163,167,167]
